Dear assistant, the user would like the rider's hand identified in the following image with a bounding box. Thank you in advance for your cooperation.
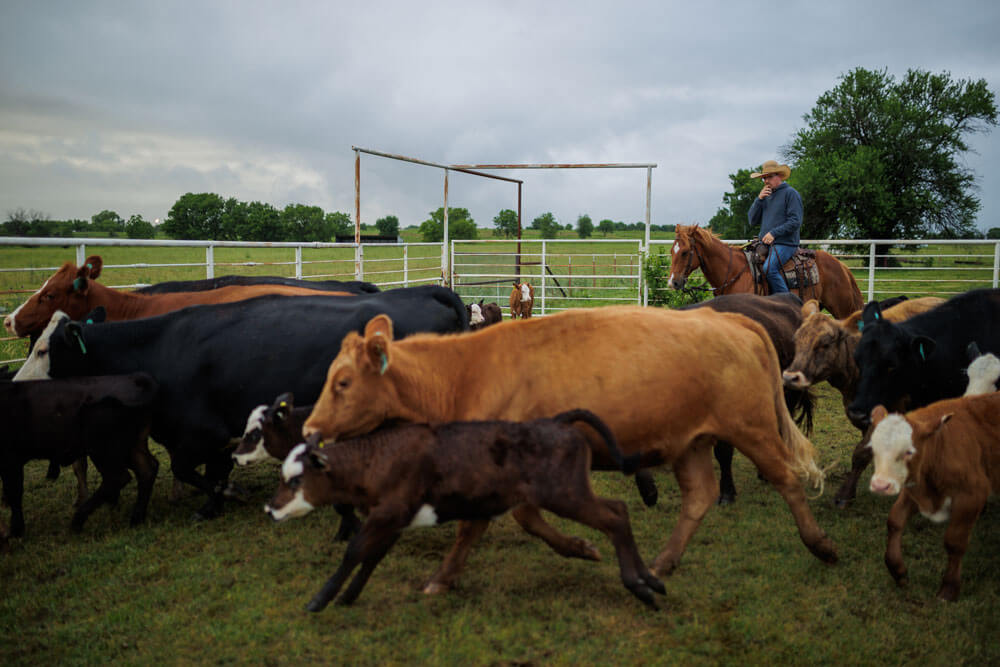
[762,232,775,244]
[758,185,773,200]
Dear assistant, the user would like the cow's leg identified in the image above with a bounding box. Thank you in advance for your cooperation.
[2,467,26,538]
[333,504,361,541]
[651,441,717,577]
[936,495,985,602]
[885,492,917,587]
[740,437,838,564]
[833,428,873,508]
[45,460,60,480]
[511,503,601,561]
[714,441,736,505]
[307,517,403,611]
[423,519,491,594]
[168,448,225,520]
[545,492,665,609]
[128,436,159,526]
[71,464,131,531]
[71,457,89,507]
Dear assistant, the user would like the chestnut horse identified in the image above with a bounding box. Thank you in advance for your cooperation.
[667,225,863,319]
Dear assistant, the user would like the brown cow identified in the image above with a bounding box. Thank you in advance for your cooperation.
[266,410,665,610]
[868,391,1000,601]
[303,306,837,591]
[782,297,944,506]
[3,255,353,340]
[509,282,534,319]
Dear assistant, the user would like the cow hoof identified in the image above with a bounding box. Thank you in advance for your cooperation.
[809,537,839,564]
[649,556,679,579]
[643,573,666,595]
[936,584,959,602]
[572,538,601,561]
[222,483,250,503]
[832,496,852,509]
[306,598,330,613]
[422,582,450,595]
[716,493,735,506]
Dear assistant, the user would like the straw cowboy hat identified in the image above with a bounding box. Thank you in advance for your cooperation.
[750,160,791,179]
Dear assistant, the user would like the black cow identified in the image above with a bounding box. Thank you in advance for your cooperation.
[1,373,159,538]
[848,288,1000,426]
[14,285,470,520]
[135,275,379,295]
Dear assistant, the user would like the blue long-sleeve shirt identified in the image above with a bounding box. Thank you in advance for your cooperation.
[747,182,803,246]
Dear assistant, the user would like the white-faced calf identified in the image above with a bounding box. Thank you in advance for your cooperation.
[868,389,1000,601]
[265,409,664,611]
[235,393,360,540]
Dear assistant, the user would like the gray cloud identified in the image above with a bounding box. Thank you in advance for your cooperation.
[1,1,998,232]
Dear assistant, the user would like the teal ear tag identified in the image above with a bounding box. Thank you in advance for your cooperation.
[857,321,864,331]
[77,336,87,355]
[72,277,84,291]
[874,311,880,320]
[379,353,388,375]
[919,344,926,361]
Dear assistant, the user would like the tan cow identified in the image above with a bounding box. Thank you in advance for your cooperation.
[781,297,945,507]
[3,255,353,340]
[303,306,837,592]
[508,282,534,319]
[868,391,1000,601]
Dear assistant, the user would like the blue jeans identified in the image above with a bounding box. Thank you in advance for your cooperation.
[762,244,797,294]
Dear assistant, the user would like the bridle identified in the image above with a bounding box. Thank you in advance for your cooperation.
[676,229,749,297]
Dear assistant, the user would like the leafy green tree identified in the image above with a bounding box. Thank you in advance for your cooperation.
[124,214,156,239]
[987,227,1000,240]
[785,67,997,240]
[218,198,247,241]
[597,218,615,236]
[240,201,284,241]
[419,207,477,242]
[163,193,225,240]
[576,214,594,238]
[531,211,561,238]
[283,204,331,242]
[91,209,124,235]
[708,168,764,239]
[375,215,400,237]
[493,208,519,239]
[326,211,353,239]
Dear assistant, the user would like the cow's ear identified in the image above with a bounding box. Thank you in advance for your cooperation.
[870,405,889,426]
[364,326,392,375]
[63,321,87,354]
[275,392,294,410]
[72,264,92,294]
[364,314,394,340]
[966,341,983,363]
[861,300,882,326]
[801,300,821,318]
[84,255,103,280]
[938,413,954,429]
[307,447,328,469]
[84,306,106,324]
[912,336,936,362]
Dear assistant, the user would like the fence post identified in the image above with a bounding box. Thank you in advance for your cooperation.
[993,240,999,289]
[76,244,86,266]
[540,240,547,315]
[206,246,215,279]
[403,245,409,287]
[295,247,303,279]
[867,242,876,302]
[355,244,364,281]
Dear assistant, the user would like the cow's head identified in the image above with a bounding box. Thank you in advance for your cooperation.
[467,302,485,327]
[4,255,103,339]
[234,392,298,465]
[302,314,399,442]
[783,300,854,389]
[12,308,105,381]
[867,406,915,495]
[264,438,331,522]
[847,301,933,427]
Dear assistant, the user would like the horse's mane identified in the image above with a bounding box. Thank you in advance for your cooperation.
[680,225,724,246]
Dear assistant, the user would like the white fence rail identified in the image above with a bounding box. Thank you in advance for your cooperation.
[3,236,1000,367]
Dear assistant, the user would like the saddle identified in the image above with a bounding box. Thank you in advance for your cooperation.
[745,241,820,299]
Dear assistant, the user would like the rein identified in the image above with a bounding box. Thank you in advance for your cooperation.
[683,233,749,297]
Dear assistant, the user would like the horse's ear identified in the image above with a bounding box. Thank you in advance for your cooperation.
[801,300,821,318]
[674,224,681,233]
[861,300,883,327]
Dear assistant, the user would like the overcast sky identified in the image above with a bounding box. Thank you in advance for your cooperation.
[2,1,998,234]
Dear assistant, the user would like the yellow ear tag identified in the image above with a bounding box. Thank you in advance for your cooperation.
[279,402,287,408]
[318,440,325,449]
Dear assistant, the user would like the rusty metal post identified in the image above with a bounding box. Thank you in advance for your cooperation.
[516,182,522,279]
[354,149,361,245]
[442,169,449,286]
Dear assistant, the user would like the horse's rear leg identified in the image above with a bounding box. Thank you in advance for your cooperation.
[650,440,717,577]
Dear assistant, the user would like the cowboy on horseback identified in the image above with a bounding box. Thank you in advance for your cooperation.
[748,159,803,295]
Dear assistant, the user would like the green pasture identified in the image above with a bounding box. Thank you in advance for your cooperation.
[0,384,996,664]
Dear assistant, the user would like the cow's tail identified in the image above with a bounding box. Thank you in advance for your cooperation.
[556,408,642,476]
[746,318,825,493]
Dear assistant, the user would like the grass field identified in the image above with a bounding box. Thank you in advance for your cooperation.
[0,384,997,664]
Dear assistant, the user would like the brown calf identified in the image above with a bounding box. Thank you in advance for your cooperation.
[302,306,836,585]
[509,282,534,319]
[868,391,1000,601]
[266,409,664,610]
[782,297,944,506]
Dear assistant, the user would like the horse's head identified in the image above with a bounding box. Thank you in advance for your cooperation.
[668,225,702,290]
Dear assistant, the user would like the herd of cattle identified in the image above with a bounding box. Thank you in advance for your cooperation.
[2,255,998,610]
